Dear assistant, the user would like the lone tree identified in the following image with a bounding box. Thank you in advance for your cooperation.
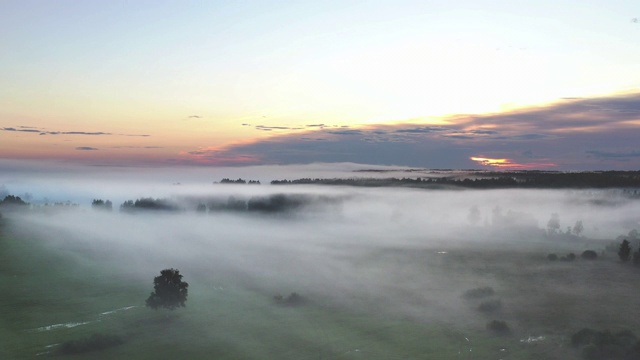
[619,239,632,262]
[146,268,189,310]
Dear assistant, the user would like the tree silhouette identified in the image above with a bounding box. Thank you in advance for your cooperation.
[619,239,632,262]
[547,213,560,235]
[91,199,113,211]
[573,220,584,236]
[146,268,189,310]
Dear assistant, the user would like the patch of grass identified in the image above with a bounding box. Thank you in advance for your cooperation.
[57,333,124,355]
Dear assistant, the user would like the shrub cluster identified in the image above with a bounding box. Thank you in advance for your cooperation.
[581,250,598,260]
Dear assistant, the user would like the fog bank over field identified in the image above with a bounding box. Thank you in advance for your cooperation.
[4,166,640,322]
[0,160,430,206]
[4,162,640,359]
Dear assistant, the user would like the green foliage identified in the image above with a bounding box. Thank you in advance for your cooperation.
[146,268,189,310]
[619,239,632,262]
[57,333,124,355]
[581,250,598,260]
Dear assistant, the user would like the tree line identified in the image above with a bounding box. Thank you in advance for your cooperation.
[271,171,640,189]
[93,193,339,214]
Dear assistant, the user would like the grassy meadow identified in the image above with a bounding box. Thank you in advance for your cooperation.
[1,211,640,359]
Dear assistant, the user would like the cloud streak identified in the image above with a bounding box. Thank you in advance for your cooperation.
[1,127,149,137]
[179,92,640,170]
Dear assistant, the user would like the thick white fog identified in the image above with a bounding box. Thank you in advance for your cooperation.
[3,161,640,328]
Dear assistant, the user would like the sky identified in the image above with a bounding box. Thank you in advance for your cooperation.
[1,0,640,170]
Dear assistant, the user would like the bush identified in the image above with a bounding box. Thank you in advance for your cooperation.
[478,299,502,313]
[581,250,598,260]
[486,320,510,335]
[560,253,576,261]
[462,286,495,299]
[619,239,632,262]
[146,268,189,310]
[57,333,124,355]
[547,253,558,261]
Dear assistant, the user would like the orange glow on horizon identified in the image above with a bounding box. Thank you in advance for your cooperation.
[470,157,510,166]
[470,156,557,169]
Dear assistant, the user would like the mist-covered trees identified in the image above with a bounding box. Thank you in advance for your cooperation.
[547,213,561,235]
[0,195,28,207]
[119,198,178,212]
[91,199,112,211]
[573,220,584,236]
[270,171,640,189]
[146,268,189,310]
[619,240,632,262]
[218,178,260,184]
[467,205,481,225]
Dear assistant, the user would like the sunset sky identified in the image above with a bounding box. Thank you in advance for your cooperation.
[2,1,640,170]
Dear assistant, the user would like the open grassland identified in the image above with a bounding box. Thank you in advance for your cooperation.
[1,217,639,359]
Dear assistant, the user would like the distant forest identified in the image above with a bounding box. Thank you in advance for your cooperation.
[271,171,640,190]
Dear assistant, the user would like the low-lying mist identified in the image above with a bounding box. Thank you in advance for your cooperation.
[6,182,640,316]
[4,162,640,358]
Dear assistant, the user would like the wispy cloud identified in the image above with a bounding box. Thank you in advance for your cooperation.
[2,127,42,133]
[255,125,303,131]
[75,146,99,151]
[1,127,149,137]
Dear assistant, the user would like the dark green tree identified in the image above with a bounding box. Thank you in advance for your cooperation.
[146,268,189,310]
[619,239,632,262]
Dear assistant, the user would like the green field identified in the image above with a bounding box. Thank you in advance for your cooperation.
[1,215,638,359]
